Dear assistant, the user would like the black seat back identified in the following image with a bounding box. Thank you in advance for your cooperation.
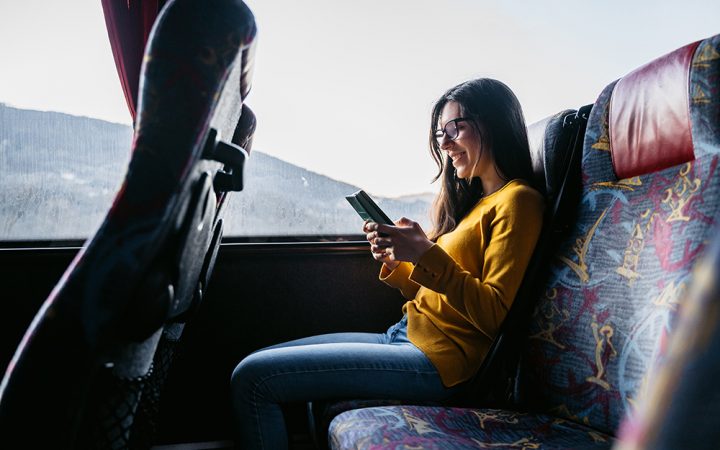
[0,0,257,447]
[466,105,591,405]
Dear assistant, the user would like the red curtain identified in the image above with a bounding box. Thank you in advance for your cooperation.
[101,0,163,121]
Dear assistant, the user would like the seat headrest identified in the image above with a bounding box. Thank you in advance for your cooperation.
[527,109,579,199]
[609,40,701,179]
[527,115,554,196]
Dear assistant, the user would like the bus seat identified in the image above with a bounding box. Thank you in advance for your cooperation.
[329,33,720,450]
[0,0,257,448]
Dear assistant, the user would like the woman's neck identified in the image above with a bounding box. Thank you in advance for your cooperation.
[480,173,506,197]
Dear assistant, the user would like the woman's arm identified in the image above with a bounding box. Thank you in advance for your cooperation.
[409,187,544,335]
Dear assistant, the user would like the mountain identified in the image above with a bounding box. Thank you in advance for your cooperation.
[0,104,432,240]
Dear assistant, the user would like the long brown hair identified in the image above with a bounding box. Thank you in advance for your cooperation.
[428,79,533,241]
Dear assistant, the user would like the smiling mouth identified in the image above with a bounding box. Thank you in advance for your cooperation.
[450,152,466,163]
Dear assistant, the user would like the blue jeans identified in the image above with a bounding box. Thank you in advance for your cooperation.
[230,316,458,449]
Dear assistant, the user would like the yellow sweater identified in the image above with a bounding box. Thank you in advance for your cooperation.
[380,179,544,387]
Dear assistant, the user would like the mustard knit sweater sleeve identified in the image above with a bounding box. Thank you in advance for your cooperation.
[379,262,419,299]
[412,184,543,335]
[379,179,544,386]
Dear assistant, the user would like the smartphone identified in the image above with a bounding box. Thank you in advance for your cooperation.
[345,190,394,226]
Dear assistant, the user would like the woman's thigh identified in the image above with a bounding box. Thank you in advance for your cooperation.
[232,340,454,404]
[259,332,387,351]
[258,316,409,352]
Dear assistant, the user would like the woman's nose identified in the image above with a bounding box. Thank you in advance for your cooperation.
[439,134,453,150]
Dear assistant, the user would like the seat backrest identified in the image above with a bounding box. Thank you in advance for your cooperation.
[466,106,591,404]
[519,34,720,435]
[614,222,720,450]
[0,0,257,447]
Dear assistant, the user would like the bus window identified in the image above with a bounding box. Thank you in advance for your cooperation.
[1,0,718,242]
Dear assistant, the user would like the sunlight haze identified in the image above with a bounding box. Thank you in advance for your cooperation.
[1,0,718,197]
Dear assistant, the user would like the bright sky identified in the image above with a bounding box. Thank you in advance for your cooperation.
[1,0,719,197]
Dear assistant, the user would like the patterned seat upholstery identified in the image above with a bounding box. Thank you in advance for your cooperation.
[615,223,720,450]
[331,405,612,449]
[329,33,720,450]
[519,34,720,434]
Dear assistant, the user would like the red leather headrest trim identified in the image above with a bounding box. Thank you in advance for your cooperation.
[609,40,700,179]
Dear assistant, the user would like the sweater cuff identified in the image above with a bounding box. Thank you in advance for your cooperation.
[409,244,455,291]
[380,261,414,287]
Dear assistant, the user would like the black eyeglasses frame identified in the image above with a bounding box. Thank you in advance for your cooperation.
[434,117,472,141]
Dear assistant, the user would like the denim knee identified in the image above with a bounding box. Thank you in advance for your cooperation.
[231,351,273,405]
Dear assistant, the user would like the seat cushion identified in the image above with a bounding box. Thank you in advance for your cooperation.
[329,405,613,450]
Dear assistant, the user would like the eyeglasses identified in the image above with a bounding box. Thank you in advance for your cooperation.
[434,117,471,141]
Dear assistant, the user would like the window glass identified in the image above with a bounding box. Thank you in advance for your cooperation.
[227,0,720,237]
[1,0,719,241]
[0,104,131,240]
[0,0,130,241]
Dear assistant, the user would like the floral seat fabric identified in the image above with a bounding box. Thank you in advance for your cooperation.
[329,405,612,450]
[519,34,720,435]
[616,227,720,450]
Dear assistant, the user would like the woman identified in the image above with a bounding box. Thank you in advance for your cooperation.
[231,78,544,449]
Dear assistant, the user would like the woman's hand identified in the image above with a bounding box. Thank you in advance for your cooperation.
[364,218,434,267]
[364,220,400,269]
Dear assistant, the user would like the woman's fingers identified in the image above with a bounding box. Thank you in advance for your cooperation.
[375,223,395,237]
[377,220,420,237]
[374,237,391,247]
[372,248,394,261]
[362,220,375,233]
[366,227,393,247]
[366,218,429,265]
[371,243,392,253]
